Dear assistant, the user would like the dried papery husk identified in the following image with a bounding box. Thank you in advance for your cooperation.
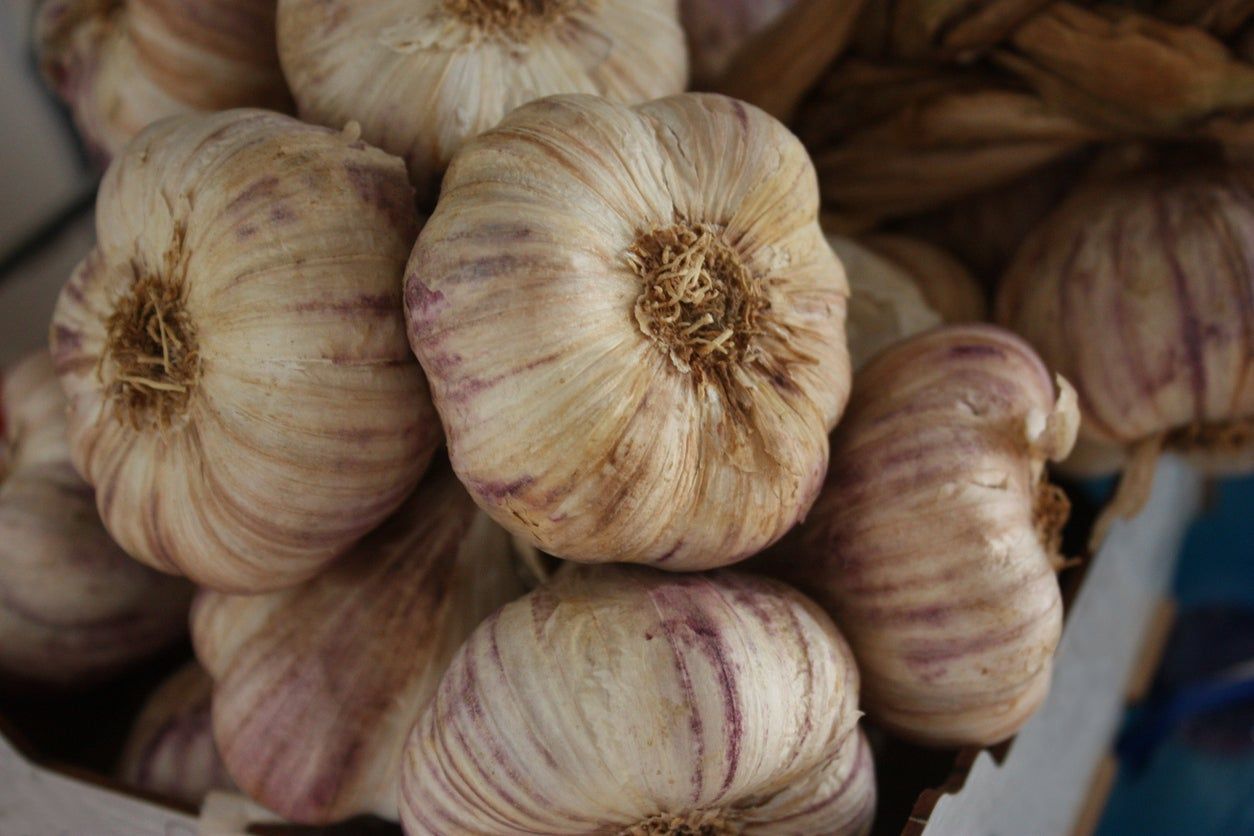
[399,564,875,835]
[117,662,234,806]
[851,0,1052,60]
[996,3,1254,136]
[0,351,191,690]
[768,325,1079,747]
[682,0,796,88]
[192,470,524,824]
[50,109,440,593]
[860,234,987,322]
[1149,0,1254,37]
[997,162,1254,505]
[37,0,290,163]
[797,60,1102,223]
[276,0,686,202]
[827,234,941,370]
[407,93,850,570]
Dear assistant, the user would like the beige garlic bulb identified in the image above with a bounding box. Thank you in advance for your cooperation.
[997,163,1254,481]
[117,662,234,807]
[50,109,439,593]
[192,470,525,824]
[681,0,796,87]
[0,351,191,690]
[277,0,687,200]
[770,325,1079,747]
[861,234,987,322]
[400,564,875,835]
[407,93,850,570]
[37,0,291,163]
[828,234,941,370]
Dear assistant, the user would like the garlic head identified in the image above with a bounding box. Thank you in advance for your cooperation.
[861,233,987,322]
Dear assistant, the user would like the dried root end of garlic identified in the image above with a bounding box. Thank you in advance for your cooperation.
[407,92,850,571]
[399,565,874,835]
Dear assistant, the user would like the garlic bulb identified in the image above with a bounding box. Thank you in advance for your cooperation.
[192,470,525,824]
[769,325,1079,747]
[997,164,1254,480]
[0,351,191,690]
[117,662,234,806]
[860,234,987,322]
[37,0,290,163]
[276,0,687,200]
[681,0,795,87]
[407,93,850,570]
[827,234,941,370]
[399,565,875,835]
[50,109,439,593]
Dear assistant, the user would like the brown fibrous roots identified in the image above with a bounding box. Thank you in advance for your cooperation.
[622,810,738,836]
[444,0,578,36]
[1033,479,1072,570]
[102,270,200,431]
[627,221,766,381]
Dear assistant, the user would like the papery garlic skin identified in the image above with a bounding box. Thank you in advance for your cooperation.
[861,234,987,323]
[37,0,290,163]
[192,470,525,825]
[277,0,687,200]
[828,234,941,370]
[118,662,233,806]
[399,565,874,835]
[0,352,191,689]
[50,109,439,593]
[681,0,795,86]
[769,325,1078,747]
[407,93,850,570]
[997,165,1254,475]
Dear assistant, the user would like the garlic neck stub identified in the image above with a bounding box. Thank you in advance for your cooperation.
[399,565,875,835]
[768,325,1078,747]
[50,109,441,593]
[406,93,851,571]
[997,163,1254,479]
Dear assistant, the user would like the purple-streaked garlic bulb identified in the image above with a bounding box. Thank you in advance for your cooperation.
[681,0,796,86]
[399,565,875,835]
[192,470,525,825]
[998,164,1254,484]
[117,662,234,806]
[0,351,191,690]
[276,0,687,201]
[407,93,850,571]
[861,234,987,322]
[37,0,291,163]
[50,109,439,593]
[769,325,1079,747]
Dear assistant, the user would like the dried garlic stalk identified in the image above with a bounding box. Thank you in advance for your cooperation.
[681,0,795,87]
[852,0,1052,60]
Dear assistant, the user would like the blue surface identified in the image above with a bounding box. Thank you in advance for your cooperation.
[1098,475,1254,836]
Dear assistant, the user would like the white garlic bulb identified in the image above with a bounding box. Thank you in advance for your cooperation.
[192,470,525,824]
[37,0,291,163]
[0,351,191,689]
[860,233,987,323]
[399,565,875,835]
[770,325,1078,747]
[50,109,440,593]
[277,0,687,199]
[407,93,850,570]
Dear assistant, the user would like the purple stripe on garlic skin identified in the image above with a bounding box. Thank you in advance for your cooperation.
[191,469,526,825]
[398,565,874,835]
[766,325,1078,748]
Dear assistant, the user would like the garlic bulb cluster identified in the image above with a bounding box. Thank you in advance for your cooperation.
[117,662,234,806]
[769,325,1079,747]
[192,470,525,824]
[998,164,1254,480]
[37,0,290,162]
[400,565,875,835]
[681,0,795,86]
[407,93,850,570]
[50,109,439,593]
[861,234,987,323]
[0,352,191,690]
[277,0,687,200]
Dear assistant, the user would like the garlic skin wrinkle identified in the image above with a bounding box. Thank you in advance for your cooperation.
[50,109,440,593]
[400,565,875,835]
[770,325,1078,747]
[407,93,850,570]
[37,0,290,163]
[0,351,191,689]
[118,662,234,806]
[277,0,687,200]
[192,470,525,825]
[998,164,1254,477]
